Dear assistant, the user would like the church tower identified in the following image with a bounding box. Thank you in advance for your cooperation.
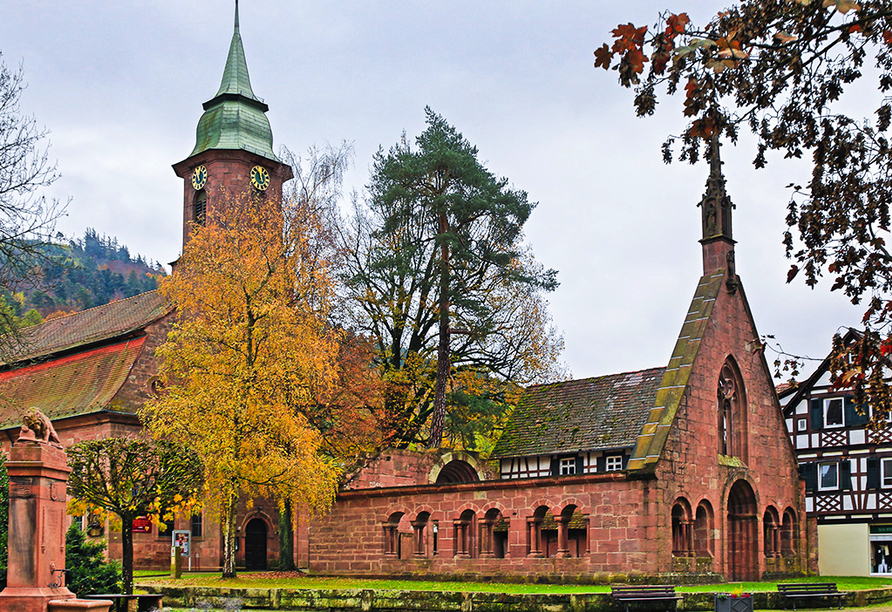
[172,1,293,249]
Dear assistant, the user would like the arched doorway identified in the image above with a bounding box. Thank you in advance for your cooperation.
[245,518,268,570]
[435,460,480,484]
[727,480,758,580]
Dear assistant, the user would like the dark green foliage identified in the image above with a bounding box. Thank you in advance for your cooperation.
[0,453,7,590]
[7,228,164,320]
[64,523,121,596]
[344,108,561,448]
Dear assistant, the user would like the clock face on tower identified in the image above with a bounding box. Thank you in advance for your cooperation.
[191,165,208,190]
[250,165,271,191]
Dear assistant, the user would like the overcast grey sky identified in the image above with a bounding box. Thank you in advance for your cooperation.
[0,1,862,379]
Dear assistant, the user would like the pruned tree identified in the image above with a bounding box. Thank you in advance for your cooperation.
[341,108,563,448]
[142,191,343,578]
[66,437,204,594]
[0,51,66,358]
[594,1,892,424]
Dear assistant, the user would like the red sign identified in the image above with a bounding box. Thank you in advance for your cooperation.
[132,516,152,533]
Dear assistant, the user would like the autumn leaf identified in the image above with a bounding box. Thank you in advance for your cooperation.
[824,0,860,12]
[690,117,718,138]
[883,30,892,45]
[594,43,612,70]
[774,31,797,43]
[786,264,800,283]
[627,48,648,73]
[612,23,648,54]
[666,12,690,37]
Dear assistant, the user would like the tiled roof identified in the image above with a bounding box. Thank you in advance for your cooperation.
[0,337,147,428]
[12,290,170,363]
[491,367,666,459]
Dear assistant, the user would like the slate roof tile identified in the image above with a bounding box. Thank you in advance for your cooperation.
[491,367,666,459]
[11,290,170,364]
[0,337,147,428]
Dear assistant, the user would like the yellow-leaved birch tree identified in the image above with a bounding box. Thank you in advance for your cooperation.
[141,192,341,578]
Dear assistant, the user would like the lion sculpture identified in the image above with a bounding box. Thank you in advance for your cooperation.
[18,408,62,447]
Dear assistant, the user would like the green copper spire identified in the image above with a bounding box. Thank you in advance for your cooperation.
[189,0,280,162]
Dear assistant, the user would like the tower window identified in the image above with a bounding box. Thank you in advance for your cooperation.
[191,513,203,538]
[194,190,207,226]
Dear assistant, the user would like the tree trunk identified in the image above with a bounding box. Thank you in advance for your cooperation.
[121,519,134,595]
[278,501,295,571]
[221,492,239,578]
[429,211,450,448]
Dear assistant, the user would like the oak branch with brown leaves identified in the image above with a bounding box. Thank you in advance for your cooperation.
[596,0,892,424]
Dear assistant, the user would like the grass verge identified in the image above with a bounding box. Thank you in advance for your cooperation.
[135,572,892,594]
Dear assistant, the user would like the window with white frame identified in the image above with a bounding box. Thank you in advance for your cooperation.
[819,462,839,491]
[883,458,892,488]
[797,418,807,431]
[825,398,844,428]
[606,455,623,472]
[559,457,576,475]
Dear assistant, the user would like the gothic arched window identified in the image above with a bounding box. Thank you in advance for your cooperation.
[717,360,748,460]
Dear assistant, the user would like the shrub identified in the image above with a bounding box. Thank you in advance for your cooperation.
[65,523,121,596]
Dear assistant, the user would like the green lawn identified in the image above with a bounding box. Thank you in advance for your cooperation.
[135,572,892,594]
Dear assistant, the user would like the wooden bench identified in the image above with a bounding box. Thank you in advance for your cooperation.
[82,593,163,612]
[611,585,682,612]
[778,583,844,611]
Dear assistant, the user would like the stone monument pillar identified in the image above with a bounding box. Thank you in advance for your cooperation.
[0,410,111,612]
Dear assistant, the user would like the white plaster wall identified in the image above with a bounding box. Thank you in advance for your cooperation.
[818,523,870,576]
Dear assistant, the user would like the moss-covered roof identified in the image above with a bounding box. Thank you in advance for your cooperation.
[0,337,146,428]
[491,367,666,459]
[10,290,170,364]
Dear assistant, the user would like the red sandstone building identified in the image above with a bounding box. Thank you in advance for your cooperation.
[0,5,808,580]
[301,149,809,581]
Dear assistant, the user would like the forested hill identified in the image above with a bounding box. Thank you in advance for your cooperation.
[10,229,166,325]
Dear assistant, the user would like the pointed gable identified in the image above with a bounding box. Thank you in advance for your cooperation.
[491,367,665,459]
[628,269,725,472]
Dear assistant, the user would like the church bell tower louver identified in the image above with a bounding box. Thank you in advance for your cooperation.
[171,0,292,250]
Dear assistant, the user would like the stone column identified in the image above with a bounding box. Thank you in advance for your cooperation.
[410,520,425,556]
[527,517,543,558]
[0,439,75,611]
[479,519,494,558]
[555,516,571,558]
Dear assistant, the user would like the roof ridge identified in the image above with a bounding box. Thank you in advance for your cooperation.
[527,366,665,390]
[25,289,162,330]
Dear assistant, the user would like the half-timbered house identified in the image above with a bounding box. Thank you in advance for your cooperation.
[781,329,892,576]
